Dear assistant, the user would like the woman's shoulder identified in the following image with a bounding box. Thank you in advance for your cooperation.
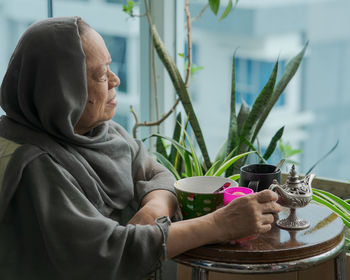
[0,136,22,158]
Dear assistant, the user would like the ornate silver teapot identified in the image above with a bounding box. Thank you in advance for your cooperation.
[269,165,315,230]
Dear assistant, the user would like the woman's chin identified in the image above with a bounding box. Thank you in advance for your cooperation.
[105,107,117,121]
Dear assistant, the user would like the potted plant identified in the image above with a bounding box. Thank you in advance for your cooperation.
[125,0,307,178]
[121,3,350,279]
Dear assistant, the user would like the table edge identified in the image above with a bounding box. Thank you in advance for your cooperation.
[173,237,345,274]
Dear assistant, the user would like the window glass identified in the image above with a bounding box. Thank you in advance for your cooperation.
[0,1,47,115]
[0,0,140,133]
[188,1,350,180]
[101,34,128,93]
[105,0,140,4]
[236,58,286,107]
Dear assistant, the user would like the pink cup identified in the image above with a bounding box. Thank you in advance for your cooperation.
[224,187,254,205]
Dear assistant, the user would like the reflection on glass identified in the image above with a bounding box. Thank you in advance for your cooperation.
[188,1,350,180]
[303,212,338,236]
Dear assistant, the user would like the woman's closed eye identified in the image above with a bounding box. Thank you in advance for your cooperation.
[98,73,108,82]
[92,71,107,82]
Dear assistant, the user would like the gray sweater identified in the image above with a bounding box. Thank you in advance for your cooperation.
[0,135,175,280]
[0,16,177,279]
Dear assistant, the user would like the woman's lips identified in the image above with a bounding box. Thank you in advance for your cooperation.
[107,96,117,106]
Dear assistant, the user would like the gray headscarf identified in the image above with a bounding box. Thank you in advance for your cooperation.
[0,16,151,218]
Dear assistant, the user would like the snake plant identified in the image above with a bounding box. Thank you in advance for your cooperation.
[125,0,308,175]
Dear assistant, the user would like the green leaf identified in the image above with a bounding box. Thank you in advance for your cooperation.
[183,129,203,176]
[312,195,350,227]
[122,0,135,15]
[313,188,350,217]
[346,238,350,248]
[223,145,239,163]
[183,150,193,177]
[242,61,278,143]
[285,159,300,166]
[312,193,347,217]
[279,140,303,158]
[146,133,192,157]
[169,114,182,164]
[241,137,267,164]
[156,136,168,158]
[253,43,308,141]
[237,100,250,135]
[175,115,190,173]
[152,152,181,180]
[205,160,222,176]
[312,193,350,224]
[213,151,254,177]
[263,126,284,160]
[214,139,228,164]
[191,65,204,76]
[227,174,240,181]
[149,17,211,169]
[209,0,220,15]
[226,51,238,159]
[178,53,185,58]
[184,61,204,77]
[224,144,240,177]
[225,53,238,176]
[305,140,339,175]
[219,0,232,21]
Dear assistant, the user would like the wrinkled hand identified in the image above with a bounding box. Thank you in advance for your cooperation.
[211,190,281,242]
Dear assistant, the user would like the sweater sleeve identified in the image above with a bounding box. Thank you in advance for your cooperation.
[132,138,177,204]
[111,122,177,205]
[18,153,166,280]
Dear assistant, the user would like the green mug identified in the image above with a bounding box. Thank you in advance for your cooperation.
[174,176,238,219]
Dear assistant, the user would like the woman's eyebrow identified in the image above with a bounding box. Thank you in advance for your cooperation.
[88,58,112,75]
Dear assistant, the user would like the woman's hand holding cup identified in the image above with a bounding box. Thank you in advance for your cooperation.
[210,190,281,242]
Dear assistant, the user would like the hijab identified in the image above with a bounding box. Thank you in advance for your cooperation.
[0,16,137,218]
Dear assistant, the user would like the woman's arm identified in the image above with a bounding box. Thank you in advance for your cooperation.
[166,190,281,258]
[128,187,281,258]
[128,189,179,225]
[19,154,168,279]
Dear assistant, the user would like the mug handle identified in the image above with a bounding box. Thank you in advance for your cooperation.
[248,180,259,192]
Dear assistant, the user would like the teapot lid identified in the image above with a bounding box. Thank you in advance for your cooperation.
[286,165,301,185]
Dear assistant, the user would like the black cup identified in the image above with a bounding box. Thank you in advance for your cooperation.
[240,164,281,192]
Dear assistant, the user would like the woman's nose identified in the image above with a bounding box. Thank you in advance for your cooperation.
[108,71,120,90]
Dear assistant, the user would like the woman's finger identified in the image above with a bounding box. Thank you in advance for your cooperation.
[260,213,275,225]
[261,201,282,214]
[258,223,272,234]
[256,190,279,203]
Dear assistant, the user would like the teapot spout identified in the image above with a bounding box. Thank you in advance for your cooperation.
[304,173,315,190]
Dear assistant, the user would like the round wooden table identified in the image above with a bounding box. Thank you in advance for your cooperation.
[174,203,346,280]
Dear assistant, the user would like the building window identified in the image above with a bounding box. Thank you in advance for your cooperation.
[101,34,128,94]
[105,0,140,3]
[235,57,286,107]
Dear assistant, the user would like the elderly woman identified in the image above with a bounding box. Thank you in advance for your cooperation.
[0,17,280,280]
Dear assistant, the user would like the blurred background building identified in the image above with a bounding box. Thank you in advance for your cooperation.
[0,0,349,180]
[188,0,350,180]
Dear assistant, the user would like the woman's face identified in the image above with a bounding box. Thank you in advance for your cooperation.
[75,28,120,135]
